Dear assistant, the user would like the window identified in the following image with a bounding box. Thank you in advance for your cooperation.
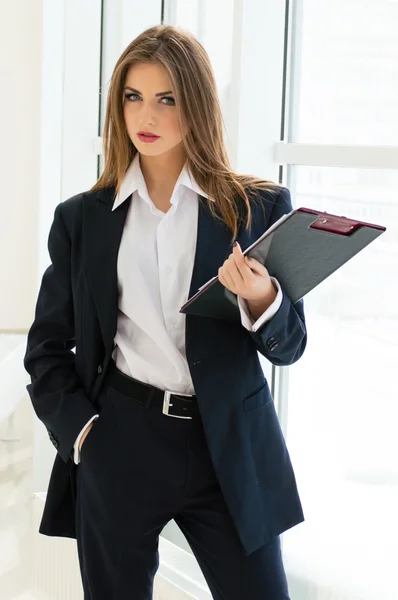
[279,2,398,597]
[289,0,398,145]
[283,166,398,598]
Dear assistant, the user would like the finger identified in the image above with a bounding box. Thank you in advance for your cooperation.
[219,272,230,291]
[225,254,246,290]
[223,269,237,291]
[219,267,236,292]
[232,242,255,286]
[245,256,268,276]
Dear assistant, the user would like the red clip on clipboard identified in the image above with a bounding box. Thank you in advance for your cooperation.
[180,207,386,322]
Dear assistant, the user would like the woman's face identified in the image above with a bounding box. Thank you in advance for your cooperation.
[122,62,187,157]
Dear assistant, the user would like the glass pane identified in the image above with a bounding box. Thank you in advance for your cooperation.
[283,165,398,599]
[174,0,234,150]
[290,0,398,145]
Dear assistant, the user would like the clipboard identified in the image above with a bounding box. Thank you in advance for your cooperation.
[179,207,386,322]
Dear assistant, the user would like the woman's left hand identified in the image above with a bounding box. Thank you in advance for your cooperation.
[218,241,276,303]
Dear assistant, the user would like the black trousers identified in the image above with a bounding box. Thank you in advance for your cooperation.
[75,375,291,600]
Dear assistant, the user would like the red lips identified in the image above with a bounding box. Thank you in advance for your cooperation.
[137,131,160,138]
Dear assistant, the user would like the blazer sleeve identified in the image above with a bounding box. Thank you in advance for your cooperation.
[24,202,99,463]
[247,186,307,366]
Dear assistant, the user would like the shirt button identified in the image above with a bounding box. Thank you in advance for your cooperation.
[170,317,176,325]
[165,266,172,275]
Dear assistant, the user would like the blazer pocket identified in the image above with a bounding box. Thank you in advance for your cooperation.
[80,390,113,459]
[243,381,270,411]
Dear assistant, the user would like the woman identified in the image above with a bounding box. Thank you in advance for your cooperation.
[24,24,307,600]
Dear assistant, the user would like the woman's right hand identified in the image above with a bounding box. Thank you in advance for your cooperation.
[78,420,96,451]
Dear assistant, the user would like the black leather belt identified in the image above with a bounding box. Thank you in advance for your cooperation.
[107,360,199,420]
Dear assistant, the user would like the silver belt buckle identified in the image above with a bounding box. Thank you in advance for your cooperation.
[163,390,194,419]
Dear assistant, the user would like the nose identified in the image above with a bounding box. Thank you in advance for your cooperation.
[138,103,156,127]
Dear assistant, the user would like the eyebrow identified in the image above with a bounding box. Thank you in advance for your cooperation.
[124,86,174,97]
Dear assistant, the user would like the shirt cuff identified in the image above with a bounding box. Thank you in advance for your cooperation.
[73,414,99,464]
[238,277,283,332]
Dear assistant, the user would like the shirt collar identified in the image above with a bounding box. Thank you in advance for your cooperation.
[112,153,210,211]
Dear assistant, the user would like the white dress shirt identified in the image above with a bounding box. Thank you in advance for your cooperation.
[73,154,282,463]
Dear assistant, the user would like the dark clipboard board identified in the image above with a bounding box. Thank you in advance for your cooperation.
[179,207,386,322]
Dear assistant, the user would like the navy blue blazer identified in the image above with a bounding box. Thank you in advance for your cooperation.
[24,184,307,556]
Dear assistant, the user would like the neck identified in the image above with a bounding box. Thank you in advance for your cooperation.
[139,143,187,193]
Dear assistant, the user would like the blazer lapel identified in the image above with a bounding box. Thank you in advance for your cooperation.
[188,195,234,299]
[83,187,131,356]
[83,188,234,358]
[185,196,235,352]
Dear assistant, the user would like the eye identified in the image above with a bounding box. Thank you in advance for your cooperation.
[125,93,140,101]
[124,93,175,106]
[161,96,175,106]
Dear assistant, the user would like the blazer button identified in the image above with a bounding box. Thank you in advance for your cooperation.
[270,342,279,351]
[97,364,103,374]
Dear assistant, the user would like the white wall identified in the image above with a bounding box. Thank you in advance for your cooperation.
[0,0,43,330]
[0,0,102,489]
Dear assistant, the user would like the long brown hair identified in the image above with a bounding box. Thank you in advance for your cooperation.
[90,24,282,241]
